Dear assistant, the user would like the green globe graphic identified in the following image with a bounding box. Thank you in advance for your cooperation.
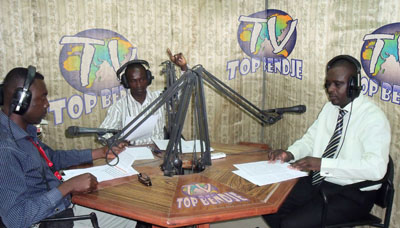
[59,28,135,95]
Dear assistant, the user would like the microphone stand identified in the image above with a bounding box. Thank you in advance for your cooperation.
[105,62,294,176]
[193,65,282,125]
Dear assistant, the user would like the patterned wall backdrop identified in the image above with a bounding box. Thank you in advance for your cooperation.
[0,0,399,226]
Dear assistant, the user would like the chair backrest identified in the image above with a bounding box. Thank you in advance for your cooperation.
[375,156,394,208]
[0,218,5,228]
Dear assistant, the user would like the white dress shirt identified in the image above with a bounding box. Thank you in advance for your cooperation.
[288,95,391,190]
[99,90,165,145]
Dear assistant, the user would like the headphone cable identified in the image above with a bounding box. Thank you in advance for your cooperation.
[335,101,353,158]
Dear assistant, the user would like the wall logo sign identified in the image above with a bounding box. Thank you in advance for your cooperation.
[49,29,136,125]
[237,9,297,59]
[227,9,302,81]
[360,23,400,105]
[59,28,135,95]
[176,183,249,209]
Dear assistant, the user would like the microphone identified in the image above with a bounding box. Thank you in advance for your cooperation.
[66,126,119,136]
[264,105,306,114]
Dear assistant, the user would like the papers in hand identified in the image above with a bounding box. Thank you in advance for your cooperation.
[153,139,214,153]
[233,161,307,186]
[123,114,159,141]
[62,147,154,182]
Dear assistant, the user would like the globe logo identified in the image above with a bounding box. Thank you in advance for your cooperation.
[59,28,135,95]
[361,23,400,86]
[237,9,298,59]
[181,183,219,196]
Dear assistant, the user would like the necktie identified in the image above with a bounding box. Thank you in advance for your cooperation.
[311,109,347,185]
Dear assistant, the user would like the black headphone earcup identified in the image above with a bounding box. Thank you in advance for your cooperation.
[348,77,354,98]
[121,73,129,88]
[11,88,32,115]
[348,75,361,99]
[146,70,153,85]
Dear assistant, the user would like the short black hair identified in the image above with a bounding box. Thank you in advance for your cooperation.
[1,67,44,105]
[326,55,360,77]
[125,63,147,74]
[2,67,44,89]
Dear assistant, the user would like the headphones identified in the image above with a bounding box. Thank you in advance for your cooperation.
[11,66,36,115]
[326,55,362,100]
[116,60,153,88]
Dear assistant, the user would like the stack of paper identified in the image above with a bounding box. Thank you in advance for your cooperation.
[232,161,307,186]
[153,139,214,153]
[211,152,226,160]
[62,147,154,182]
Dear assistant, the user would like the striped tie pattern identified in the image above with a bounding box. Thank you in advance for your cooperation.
[311,109,347,185]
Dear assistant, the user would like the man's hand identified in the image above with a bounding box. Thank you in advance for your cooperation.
[267,149,294,162]
[58,173,98,196]
[92,141,128,160]
[167,48,188,71]
[289,156,321,172]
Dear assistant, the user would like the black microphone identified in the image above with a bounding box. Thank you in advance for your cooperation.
[264,105,306,114]
[66,126,119,136]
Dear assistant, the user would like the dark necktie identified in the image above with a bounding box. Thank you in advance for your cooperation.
[311,109,347,185]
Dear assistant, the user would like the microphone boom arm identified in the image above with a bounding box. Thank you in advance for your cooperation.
[193,65,282,125]
[105,62,304,174]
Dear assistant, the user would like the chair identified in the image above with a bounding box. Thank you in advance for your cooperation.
[320,156,394,228]
[0,212,99,228]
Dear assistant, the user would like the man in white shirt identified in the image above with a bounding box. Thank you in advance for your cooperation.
[100,51,188,145]
[263,55,391,228]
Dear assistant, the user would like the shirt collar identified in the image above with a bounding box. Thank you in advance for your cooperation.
[0,110,38,141]
[332,95,364,113]
[128,91,150,105]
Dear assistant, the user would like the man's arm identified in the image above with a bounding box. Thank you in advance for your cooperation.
[91,141,128,160]
[320,109,390,181]
[0,147,67,227]
[167,48,188,71]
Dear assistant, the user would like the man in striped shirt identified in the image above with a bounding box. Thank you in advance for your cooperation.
[100,51,188,145]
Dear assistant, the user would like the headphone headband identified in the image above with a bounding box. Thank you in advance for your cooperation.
[116,59,153,88]
[116,59,150,79]
[24,66,36,91]
[11,65,36,114]
[326,55,361,74]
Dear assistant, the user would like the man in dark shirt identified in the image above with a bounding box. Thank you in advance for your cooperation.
[0,67,136,227]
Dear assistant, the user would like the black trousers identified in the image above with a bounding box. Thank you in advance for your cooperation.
[263,176,377,228]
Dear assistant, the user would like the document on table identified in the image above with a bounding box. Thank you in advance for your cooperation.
[123,114,159,141]
[153,139,214,153]
[232,161,307,186]
[62,147,154,182]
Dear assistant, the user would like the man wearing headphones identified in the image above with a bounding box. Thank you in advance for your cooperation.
[263,55,391,227]
[0,67,137,227]
[99,50,188,145]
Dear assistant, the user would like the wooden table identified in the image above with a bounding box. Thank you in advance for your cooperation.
[72,143,297,228]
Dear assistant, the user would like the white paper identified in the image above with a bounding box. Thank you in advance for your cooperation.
[62,165,138,182]
[109,147,154,168]
[211,152,226,160]
[153,139,214,153]
[123,114,159,141]
[232,161,307,186]
[62,147,153,182]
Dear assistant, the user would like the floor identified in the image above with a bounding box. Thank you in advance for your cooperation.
[211,216,269,228]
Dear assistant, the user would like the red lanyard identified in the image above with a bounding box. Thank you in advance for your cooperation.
[29,138,63,181]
